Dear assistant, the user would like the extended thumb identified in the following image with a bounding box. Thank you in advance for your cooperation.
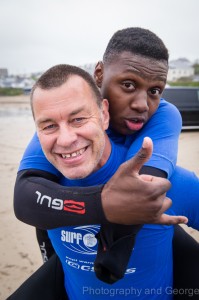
[124,137,153,174]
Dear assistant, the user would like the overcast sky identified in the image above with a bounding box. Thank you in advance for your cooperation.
[0,0,198,74]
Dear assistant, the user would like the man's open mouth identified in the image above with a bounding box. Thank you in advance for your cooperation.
[125,118,145,131]
[61,146,87,159]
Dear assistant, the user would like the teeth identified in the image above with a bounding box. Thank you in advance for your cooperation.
[131,119,141,123]
[79,148,84,155]
[61,147,86,159]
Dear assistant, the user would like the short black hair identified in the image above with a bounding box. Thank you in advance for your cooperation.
[103,27,169,64]
[31,64,102,113]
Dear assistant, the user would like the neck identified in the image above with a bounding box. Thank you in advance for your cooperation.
[97,134,112,169]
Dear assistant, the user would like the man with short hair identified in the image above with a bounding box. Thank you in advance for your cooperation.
[8,63,198,300]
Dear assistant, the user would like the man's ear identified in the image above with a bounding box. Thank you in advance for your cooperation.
[101,99,110,130]
[94,61,104,88]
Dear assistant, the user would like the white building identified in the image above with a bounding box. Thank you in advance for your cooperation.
[167,58,194,82]
[0,68,8,77]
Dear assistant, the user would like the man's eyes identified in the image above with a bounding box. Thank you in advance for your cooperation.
[40,117,87,131]
[122,80,163,96]
[71,117,87,126]
[122,81,135,90]
[43,124,56,131]
[73,117,85,122]
[150,88,162,96]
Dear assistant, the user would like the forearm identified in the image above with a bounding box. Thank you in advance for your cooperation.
[14,167,165,230]
[14,169,107,229]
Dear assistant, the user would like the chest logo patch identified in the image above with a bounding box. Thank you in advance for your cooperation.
[61,225,100,254]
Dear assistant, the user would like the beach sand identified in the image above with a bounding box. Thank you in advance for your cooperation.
[0,95,199,299]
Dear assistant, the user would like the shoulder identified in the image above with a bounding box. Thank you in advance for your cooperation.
[156,98,182,120]
[145,98,182,134]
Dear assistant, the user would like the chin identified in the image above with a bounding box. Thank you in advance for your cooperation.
[120,128,135,135]
[63,171,90,180]
[125,130,136,135]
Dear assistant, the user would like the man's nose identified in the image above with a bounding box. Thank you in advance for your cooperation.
[129,91,149,112]
[56,125,77,147]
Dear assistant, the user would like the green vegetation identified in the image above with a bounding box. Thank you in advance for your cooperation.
[0,87,24,96]
[167,81,199,87]
[193,63,199,75]
[168,76,199,87]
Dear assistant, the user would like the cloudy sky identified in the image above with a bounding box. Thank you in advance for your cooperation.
[0,0,198,74]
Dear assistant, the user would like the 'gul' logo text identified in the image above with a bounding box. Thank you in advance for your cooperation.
[35,191,85,214]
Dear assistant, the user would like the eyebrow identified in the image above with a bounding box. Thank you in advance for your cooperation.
[124,67,167,83]
[36,118,54,126]
[69,106,86,116]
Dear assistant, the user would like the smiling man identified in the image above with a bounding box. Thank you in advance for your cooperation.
[32,74,110,180]
[30,64,153,298]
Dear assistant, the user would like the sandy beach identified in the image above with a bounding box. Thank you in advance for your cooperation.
[0,95,199,300]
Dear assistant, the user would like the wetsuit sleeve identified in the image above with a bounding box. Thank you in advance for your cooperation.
[14,169,107,229]
[126,99,182,178]
[168,166,199,230]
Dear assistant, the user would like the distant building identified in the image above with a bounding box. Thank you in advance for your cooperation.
[0,74,35,93]
[0,68,8,78]
[167,58,194,82]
